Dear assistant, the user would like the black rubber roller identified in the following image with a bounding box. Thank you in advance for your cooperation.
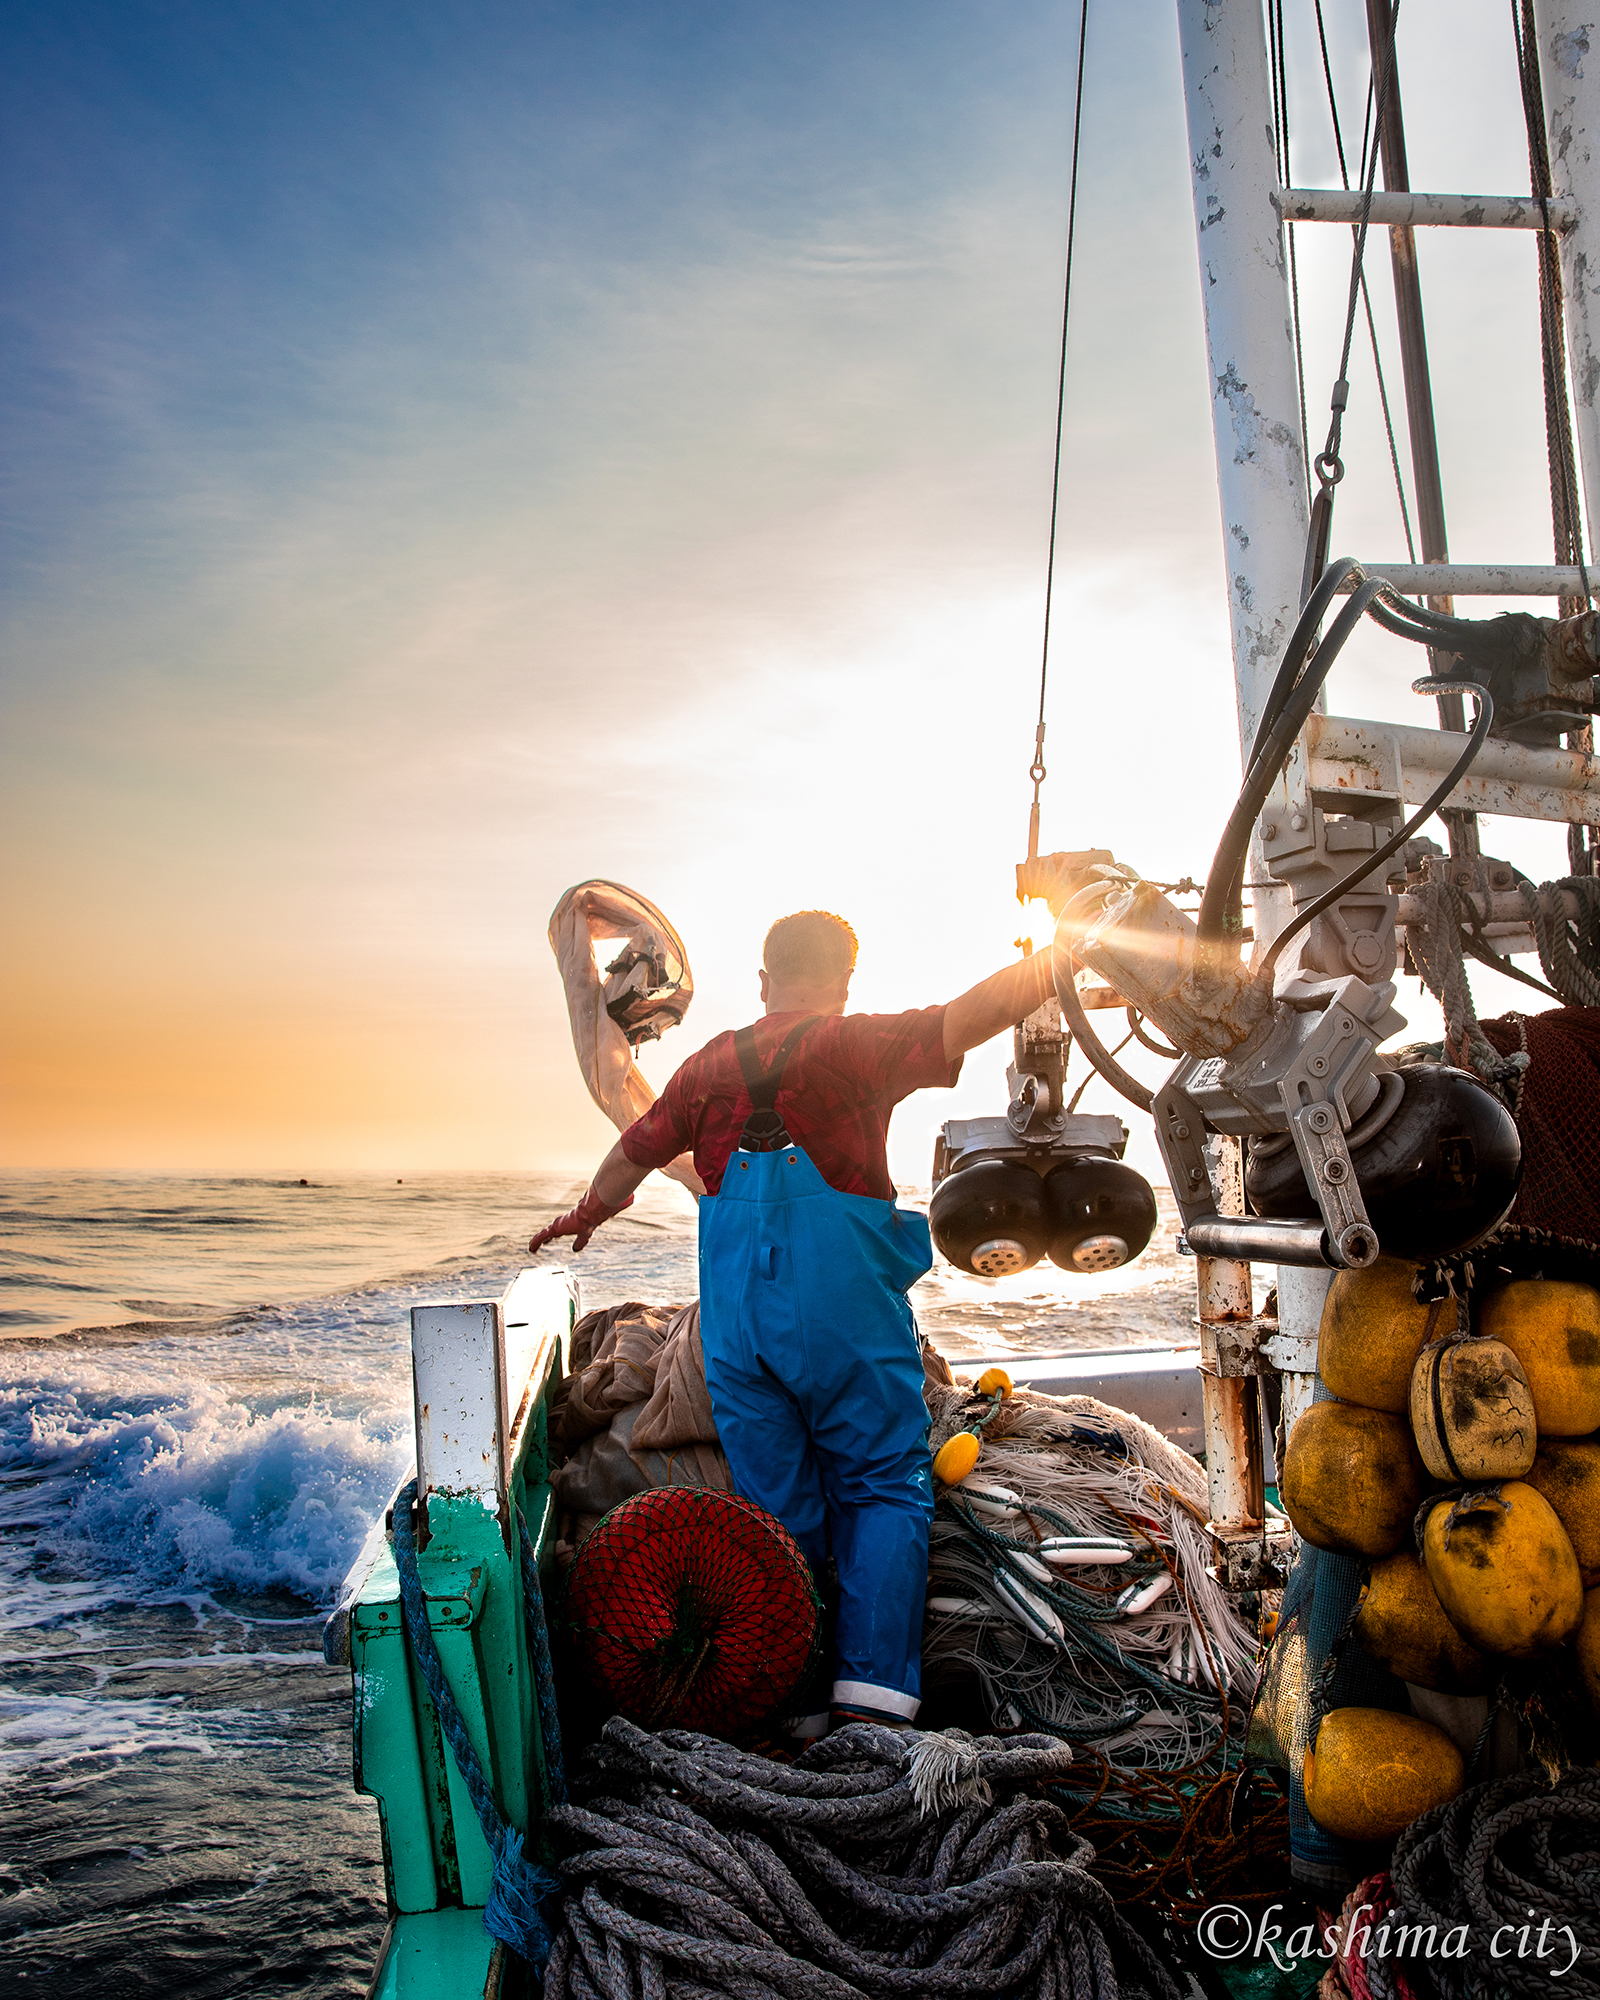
[1043,1156,1157,1274]
[929,1160,1051,1277]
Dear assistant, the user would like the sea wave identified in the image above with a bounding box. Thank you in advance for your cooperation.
[0,1375,410,1621]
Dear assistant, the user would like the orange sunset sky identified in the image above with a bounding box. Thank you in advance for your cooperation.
[2,0,1577,1187]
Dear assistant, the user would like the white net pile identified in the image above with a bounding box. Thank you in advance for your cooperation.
[922,1380,1262,1781]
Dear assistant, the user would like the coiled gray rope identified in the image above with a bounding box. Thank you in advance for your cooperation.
[1373,1766,1600,2000]
[1406,878,1533,1100]
[542,1716,1182,1999]
[1406,874,1600,1102]
[1517,876,1600,1011]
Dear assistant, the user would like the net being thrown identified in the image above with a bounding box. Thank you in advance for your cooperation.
[563,1486,820,1735]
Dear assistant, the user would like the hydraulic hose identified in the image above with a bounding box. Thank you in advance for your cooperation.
[1364,592,1505,651]
[1241,557,1363,776]
[1197,572,1393,952]
[1253,677,1495,987]
[1050,565,1499,1104]
[1050,885,1155,1113]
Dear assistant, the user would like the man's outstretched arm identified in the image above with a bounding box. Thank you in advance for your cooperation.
[528,1138,652,1255]
[942,950,1056,1063]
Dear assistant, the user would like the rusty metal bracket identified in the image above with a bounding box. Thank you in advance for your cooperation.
[1278,1001,1382,1269]
[1209,1521,1294,1591]
[1198,1315,1272,1377]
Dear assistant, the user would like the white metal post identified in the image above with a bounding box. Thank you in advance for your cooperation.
[412,1299,507,1532]
[1178,0,1323,1549]
[1176,0,1313,772]
[1534,0,1600,551]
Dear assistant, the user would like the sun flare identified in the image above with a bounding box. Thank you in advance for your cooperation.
[1018,898,1058,955]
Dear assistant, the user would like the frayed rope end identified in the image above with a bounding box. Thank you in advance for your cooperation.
[483,1826,562,1971]
[907,1728,996,1817]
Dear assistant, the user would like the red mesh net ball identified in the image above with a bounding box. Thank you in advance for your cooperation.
[564,1487,819,1734]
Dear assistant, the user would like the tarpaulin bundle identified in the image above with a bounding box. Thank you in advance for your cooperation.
[563,1488,820,1734]
[541,1716,1184,2000]
[548,880,703,1197]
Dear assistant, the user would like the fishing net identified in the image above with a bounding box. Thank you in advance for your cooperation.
[920,1381,1259,1786]
[562,1486,818,1734]
[1478,1005,1600,1261]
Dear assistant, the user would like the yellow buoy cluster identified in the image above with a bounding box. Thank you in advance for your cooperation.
[1280,1262,1600,1842]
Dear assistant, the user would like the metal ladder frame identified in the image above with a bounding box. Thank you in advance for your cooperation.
[1174,0,1600,1564]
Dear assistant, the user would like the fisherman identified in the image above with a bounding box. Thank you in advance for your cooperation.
[530,909,1053,1732]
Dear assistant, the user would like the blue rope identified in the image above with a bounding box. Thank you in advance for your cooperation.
[392,1479,561,1969]
[515,1501,567,1808]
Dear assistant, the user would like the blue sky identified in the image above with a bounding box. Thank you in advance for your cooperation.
[1,0,1580,1173]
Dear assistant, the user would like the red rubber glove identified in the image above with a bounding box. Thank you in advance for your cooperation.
[528,1185,633,1255]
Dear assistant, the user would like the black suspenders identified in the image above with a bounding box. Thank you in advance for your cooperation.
[734,1017,820,1152]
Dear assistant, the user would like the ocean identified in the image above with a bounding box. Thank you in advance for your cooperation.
[0,1169,1195,1995]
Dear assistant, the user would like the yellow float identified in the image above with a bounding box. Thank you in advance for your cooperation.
[930,1367,1016,1485]
[1421,1482,1584,1658]
[1353,1548,1489,1693]
[931,1432,981,1485]
[1523,1439,1600,1587]
[1317,1256,1442,1413]
[1575,1587,1600,1711]
[1479,1279,1600,1435]
[1279,1400,1428,1558]
[1303,1707,1464,1842]
[1408,1336,1537,1483]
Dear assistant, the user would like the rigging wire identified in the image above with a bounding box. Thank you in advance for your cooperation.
[1511,0,1593,610]
[1313,2,1399,502]
[1027,0,1090,864]
[1313,0,1418,563]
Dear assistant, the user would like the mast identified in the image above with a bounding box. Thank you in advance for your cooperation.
[1175,0,1311,817]
[1176,0,1313,1554]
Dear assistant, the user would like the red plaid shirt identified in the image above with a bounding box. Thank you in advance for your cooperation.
[619,1007,961,1198]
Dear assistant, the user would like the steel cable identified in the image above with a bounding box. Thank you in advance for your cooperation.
[1313,0,1419,561]
[542,1716,1184,2000]
[1025,0,1091,863]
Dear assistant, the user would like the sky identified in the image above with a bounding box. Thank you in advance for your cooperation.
[1,0,1588,1184]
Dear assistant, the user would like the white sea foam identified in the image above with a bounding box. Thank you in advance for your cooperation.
[1,1372,411,1623]
[0,1688,269,1776]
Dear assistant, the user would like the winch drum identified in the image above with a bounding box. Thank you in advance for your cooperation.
[1244,1063,1521,1261]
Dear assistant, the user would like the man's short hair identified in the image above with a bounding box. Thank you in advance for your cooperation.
[763,910,858,986]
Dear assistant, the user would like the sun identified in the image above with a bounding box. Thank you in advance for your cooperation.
[1017,898,1058,955]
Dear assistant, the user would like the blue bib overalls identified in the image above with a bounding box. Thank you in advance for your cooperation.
[697,1021,935,1723]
